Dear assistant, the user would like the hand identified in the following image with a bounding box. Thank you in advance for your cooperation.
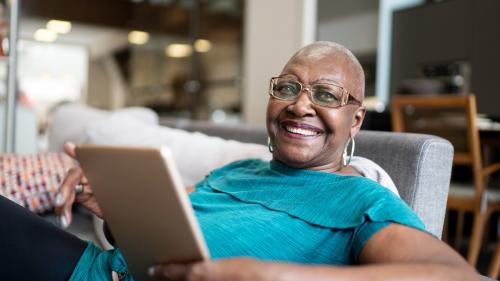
[54,142,103,227]
[149,258,277,281]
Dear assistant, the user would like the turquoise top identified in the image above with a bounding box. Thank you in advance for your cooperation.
[69,159,426,281]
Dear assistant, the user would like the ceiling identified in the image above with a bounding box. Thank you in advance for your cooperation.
[20,0,243,58]
[21,0,243,36]
[20,18,129,58]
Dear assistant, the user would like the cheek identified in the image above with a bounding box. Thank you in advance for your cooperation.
[266,100,286,134]
[319,109,354,144]
[317,109,340,132]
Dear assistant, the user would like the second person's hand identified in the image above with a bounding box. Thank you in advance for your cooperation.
[54,142,103,228]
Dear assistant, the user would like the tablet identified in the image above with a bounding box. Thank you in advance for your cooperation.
[75,144,210,280]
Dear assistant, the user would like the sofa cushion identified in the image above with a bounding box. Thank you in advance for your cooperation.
[48,103,159,152]
[0,153,73,213]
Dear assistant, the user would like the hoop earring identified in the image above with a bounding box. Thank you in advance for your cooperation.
[268,137,274,153]
[342,137,355,166]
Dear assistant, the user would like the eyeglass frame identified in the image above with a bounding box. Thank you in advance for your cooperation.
[268,76,362,108]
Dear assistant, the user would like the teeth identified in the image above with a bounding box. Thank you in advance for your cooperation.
[285,126,318,136]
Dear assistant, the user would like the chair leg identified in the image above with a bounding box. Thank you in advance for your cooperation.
[455,210,465,250]
[487,243,500,278]
[468,211,487,266]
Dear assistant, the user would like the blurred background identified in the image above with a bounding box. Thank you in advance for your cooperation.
[1,0,500,276]
[3,0,499,151]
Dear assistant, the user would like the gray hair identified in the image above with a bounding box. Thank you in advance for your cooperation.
[290,41,365,100]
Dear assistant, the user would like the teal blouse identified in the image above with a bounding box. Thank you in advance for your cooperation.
[69,159,426,281]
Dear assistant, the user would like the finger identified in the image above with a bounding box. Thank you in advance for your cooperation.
[61,194,75,228]
[63,142,77,159]
[55,167,83,227]
[54,189,74,228]
[148,264,192,281]
[148,265,162,280]
[54,193,74,228]
[56,167,82,207]
[62,143,89,184]
[148,265,167,280]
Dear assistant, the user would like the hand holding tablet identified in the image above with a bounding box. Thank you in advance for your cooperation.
[75,145,210,281]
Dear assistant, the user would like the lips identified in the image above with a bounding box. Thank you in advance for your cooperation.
[280,120,324,137]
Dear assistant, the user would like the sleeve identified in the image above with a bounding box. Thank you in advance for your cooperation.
[68,242,132,281]
[351,220,391,263]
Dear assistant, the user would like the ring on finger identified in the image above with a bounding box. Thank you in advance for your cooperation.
[75,183,85,195]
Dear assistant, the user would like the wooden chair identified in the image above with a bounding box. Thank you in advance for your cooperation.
[488,243,500,278]
[391,94,500,267]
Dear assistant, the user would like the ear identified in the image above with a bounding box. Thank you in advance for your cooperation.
[350,106,366,138]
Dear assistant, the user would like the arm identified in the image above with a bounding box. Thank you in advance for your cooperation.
[151,224,480,281]
[266,224,480,281]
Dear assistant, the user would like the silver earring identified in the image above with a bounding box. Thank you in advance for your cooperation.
[342,137,355,166]
[268,137,274,153]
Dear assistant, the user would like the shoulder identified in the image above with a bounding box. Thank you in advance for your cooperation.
[349,156,399,196]
[337,165,363,176]
[323,175,426,232]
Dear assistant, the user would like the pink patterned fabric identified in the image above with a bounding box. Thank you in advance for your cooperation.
[0,153,74,213]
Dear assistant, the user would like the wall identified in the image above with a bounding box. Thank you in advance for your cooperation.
[390,0,500,117]
[87,58,111,109]
[317,0,378,21]
[242,0,317,126]
[87,55,128,110]
[317,9,379,56]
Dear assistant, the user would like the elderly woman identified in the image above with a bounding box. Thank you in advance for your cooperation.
[0,41,479,281]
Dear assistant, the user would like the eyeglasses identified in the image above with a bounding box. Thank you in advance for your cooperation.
[269,76,362,108]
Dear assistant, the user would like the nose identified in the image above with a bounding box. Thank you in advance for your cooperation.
[286,89,316,117]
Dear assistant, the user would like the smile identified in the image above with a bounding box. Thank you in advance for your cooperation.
[285,126,319,136]
[279,120,324,138]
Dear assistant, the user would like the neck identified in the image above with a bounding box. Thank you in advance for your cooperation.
[310,163,361,177]
[274,158,355,175]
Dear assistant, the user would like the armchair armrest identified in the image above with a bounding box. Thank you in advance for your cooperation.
[355,130,454,238]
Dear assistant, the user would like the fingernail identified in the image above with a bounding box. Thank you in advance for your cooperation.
[60,215,68,228]
[55,193,64,206]
[147,266,155,277]
[65,142,76,150]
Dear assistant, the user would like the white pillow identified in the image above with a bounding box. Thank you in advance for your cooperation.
[48,103,159,152]
[48,104,107,152]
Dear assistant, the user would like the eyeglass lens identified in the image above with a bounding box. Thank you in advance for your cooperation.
[273,78,344,107]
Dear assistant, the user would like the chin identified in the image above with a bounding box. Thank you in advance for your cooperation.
[274,150,317,168]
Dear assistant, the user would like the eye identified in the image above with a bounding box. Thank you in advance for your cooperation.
[314,90,339,103]
[275,81,299,99]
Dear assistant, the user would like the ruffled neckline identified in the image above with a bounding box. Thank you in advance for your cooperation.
[203,159,425,231]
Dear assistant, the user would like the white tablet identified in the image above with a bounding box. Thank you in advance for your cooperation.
[75,144,210,280]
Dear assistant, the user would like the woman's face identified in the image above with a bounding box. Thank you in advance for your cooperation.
[266,54,365,172]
